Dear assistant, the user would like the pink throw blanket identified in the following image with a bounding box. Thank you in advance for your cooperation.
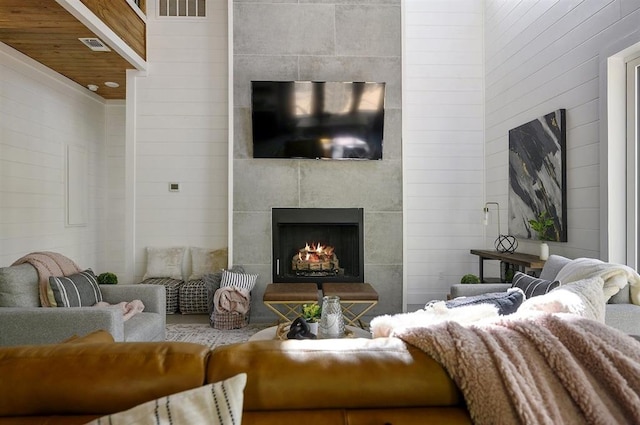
[394,313,640,425]
[12,252,82,307]
[214,287,250,314]
[94,300,145,321]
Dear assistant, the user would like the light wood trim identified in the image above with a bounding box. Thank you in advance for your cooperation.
[80,0,145,60]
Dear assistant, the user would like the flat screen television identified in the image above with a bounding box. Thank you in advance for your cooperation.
[251,81,385,160]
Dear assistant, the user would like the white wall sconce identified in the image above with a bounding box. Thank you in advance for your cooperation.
[483,202,517,253]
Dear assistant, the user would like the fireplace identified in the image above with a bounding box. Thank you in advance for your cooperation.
[272,208,364,286]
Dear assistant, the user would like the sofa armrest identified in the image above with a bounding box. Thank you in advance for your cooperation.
[449,283,512,299]
[100,284,166,315]
[0,307,124,346]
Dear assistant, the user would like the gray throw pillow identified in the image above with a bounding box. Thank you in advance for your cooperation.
[445,290,524,315]
[511,271,560,298]
[0,264,40,307]
[48,269,102,307]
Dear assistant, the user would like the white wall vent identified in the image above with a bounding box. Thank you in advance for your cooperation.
[78,37,111,52]
[159,0,205,17]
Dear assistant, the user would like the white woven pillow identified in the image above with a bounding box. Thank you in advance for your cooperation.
[85,373,246,425]
[143,247,186,280]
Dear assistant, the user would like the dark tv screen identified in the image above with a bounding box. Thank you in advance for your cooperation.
[251,81,385,160]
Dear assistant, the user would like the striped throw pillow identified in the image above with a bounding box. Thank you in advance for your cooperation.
[220,270,258,292]
[47,269,102,307]
[511,271,560,299]
[86,373,247,425]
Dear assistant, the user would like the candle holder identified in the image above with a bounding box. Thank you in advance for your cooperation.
[318,295,345,339]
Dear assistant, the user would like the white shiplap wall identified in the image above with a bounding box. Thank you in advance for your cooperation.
[0,43,107,269]
[133,0,229,280]
[485,0,640,261]
[103,101,126,276]
[403,0,485,308]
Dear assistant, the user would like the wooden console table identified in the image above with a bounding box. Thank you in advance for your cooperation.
[470,249,546,282]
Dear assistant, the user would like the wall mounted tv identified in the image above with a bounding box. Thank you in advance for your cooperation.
[251,81,385,160]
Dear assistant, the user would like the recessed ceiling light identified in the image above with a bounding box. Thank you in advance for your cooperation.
[104,81,120,88]
[87,84,99,92]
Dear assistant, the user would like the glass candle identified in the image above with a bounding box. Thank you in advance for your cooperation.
[319,295,345,338]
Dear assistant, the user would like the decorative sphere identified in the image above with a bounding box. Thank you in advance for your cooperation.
[495,235,517,253]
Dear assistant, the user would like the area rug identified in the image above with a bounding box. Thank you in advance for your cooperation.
[166,323,271,349]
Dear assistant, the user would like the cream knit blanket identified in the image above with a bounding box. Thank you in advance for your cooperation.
[394,313,640,425]
[12,251,82,307]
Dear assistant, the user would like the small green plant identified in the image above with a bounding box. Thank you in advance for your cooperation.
[528,211,554,241]
[301,303,321,323]
[460,274,480,284]
[97,272,118,285]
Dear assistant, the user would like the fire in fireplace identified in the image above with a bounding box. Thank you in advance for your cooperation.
[292,242,340,276]
[272,208,364,286]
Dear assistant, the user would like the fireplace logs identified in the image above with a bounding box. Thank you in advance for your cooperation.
[292,242,341,274]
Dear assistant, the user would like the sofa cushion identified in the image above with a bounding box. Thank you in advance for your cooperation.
[609,284,631,304]
[538,254,572,281]
[0,264,40,307]
[86,373,247,425]
[47,269,102,307]
[511,272,560,298]
[445,290,524,315]
[189,247,228,281]
[143,246,186,280]
[63,329,115,344]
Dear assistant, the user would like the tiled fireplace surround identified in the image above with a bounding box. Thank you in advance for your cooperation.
[232,1,402,322]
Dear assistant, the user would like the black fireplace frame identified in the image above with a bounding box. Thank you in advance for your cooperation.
[272,207,364,286]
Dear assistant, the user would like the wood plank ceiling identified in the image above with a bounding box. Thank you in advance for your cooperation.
[0,0,146,100]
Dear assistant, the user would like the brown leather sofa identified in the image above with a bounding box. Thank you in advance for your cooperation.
[0,331,471,424]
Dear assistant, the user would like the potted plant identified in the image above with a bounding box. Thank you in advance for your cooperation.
[460,274,480,284]
[97,272,118,285]
[528,211,554,260]
[301,303,321,335]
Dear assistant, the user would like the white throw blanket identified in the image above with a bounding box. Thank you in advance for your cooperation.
[94,300,145,321]
[555,257,640,304]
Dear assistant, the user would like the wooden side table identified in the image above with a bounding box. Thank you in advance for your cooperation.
[470,249,546,282]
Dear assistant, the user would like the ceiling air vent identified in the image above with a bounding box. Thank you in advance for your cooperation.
[78,37,111,52]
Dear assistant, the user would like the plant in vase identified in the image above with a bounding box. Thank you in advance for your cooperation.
[301,303,321,335]
[528,211,554,260]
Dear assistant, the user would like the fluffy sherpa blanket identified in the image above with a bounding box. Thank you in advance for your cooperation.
[394,313,640,425]
[94,300,145,321]
[12,251,82,307]
[214,287,250,314]
[555,257,640,304]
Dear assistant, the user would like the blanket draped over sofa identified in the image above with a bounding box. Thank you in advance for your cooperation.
[12,251,81,307]
[395,313,640,425]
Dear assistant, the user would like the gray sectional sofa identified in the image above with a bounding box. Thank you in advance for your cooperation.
[450,254,640,336]
[0,263,166,346]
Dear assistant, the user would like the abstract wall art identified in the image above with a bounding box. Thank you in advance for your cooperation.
[508,109,567,242]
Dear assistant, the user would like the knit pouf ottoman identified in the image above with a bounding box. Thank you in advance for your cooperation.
[179,279,209,314]
[142,278,184,314]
